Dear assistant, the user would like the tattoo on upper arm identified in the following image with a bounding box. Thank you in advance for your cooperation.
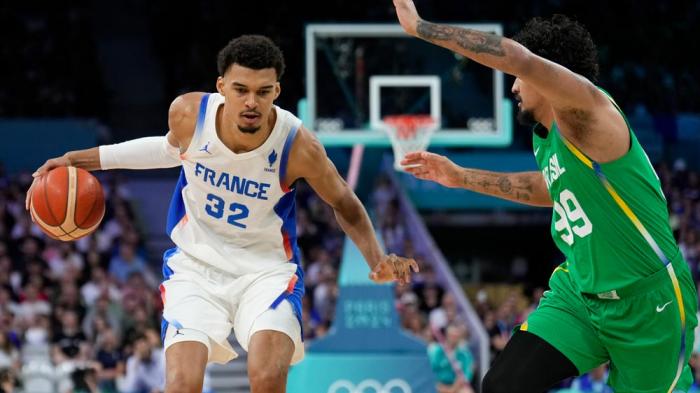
[416,21,505,56]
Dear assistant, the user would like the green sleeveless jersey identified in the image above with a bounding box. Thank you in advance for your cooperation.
[532,101,680,294]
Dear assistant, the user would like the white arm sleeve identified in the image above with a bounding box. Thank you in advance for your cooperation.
[99,136,181,170]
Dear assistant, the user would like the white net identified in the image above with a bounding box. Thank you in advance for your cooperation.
[381,115,438,171]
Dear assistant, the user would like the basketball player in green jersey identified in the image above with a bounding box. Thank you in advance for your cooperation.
[394,1,698,392]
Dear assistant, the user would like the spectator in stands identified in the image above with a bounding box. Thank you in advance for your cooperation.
[0,333,19,373]
[380,200,407,255]
[80,266,121,307]
[0,368,16,393]
[295,209,320,253]
[429,293,463,333]
[482,310,508,363]
[23,314,51,347]
[0,288,17,325]
[54,282,87,322]
[305,247,335,288]
[52,309,88,364]
[46,242,84,281]
[108,243,149,285]
[371,175,397,214]
[69,364,100,393]
[17,237,46,268]
[428,324,475,393]
[301,296,322,342]
[117,332,164,393]
[402,302,430,341]
[82,295,123,342]
[522,286,545,321]
[688,350,700,393]
[313,270,338,324]
[93,327,123,393]
[121,306,157,348]
[568,364,613,393]
[419,284,443,316]
[15,282,51,325]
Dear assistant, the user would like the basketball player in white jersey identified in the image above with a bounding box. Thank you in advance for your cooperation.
[26,35,418,393]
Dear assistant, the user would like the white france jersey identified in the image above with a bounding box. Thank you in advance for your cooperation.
[166,93,302,276]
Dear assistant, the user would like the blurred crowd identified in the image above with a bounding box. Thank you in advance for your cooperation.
[371,175,477,392]
[0,168,166,393]
[293,182,345,342]
[662,160,700,283]
[662,159,700,392]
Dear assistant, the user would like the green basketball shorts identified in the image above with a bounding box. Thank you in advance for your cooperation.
[521,255,698,392]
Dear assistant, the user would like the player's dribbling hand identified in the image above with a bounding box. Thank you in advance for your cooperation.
[370,253,420,285]
[25,155,71,211]
[401,151,461,188]
[392,0,421,37]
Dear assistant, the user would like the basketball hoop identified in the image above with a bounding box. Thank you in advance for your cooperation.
[381,115,438,171]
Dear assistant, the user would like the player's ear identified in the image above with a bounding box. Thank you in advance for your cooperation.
[216,76,225,95]
[274,82,281,100]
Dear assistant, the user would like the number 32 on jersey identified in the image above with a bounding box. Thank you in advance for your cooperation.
[205,193,249,229]
[553,189,592,246]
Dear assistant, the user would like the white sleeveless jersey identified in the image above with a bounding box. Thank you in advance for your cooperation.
[165,93,302,276]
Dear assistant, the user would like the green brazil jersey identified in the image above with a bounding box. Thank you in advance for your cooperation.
[532,97,680,294]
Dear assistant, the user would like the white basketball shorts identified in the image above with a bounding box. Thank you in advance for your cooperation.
[159,248,304,364]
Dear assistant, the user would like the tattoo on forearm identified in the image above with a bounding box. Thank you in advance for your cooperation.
[463,171,535,202]
[498,177,512,193]
[416,20,505,56]
[516,192,530,201]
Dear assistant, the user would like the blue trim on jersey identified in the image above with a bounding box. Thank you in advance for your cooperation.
[279,125,299,190]
[274,190,299,261]
[160,247,178,342]
[193,93,211,144]
[164,95,209,237]
[272,188,305,339]
[165,169,188,236]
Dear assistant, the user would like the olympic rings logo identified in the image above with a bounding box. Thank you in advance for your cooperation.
[327,379,412,393]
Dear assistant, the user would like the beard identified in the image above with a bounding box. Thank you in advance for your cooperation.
[516,108,537,127]
[237,125,261,134]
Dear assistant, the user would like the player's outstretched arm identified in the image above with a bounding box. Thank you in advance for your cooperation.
[401,151,552,207]
[393,0,604,112]
[287,128,419,285]
[25,93,202,210]
[393,0,629,162]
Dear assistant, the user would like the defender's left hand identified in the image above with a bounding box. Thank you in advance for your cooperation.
[370,253,420,285]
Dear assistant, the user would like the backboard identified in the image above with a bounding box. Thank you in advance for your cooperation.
[303,23,512,147]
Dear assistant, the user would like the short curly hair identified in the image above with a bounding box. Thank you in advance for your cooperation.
[217,35,285,80]
[513,14,599,83]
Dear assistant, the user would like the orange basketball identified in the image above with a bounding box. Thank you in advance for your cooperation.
[30,166,105,241]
